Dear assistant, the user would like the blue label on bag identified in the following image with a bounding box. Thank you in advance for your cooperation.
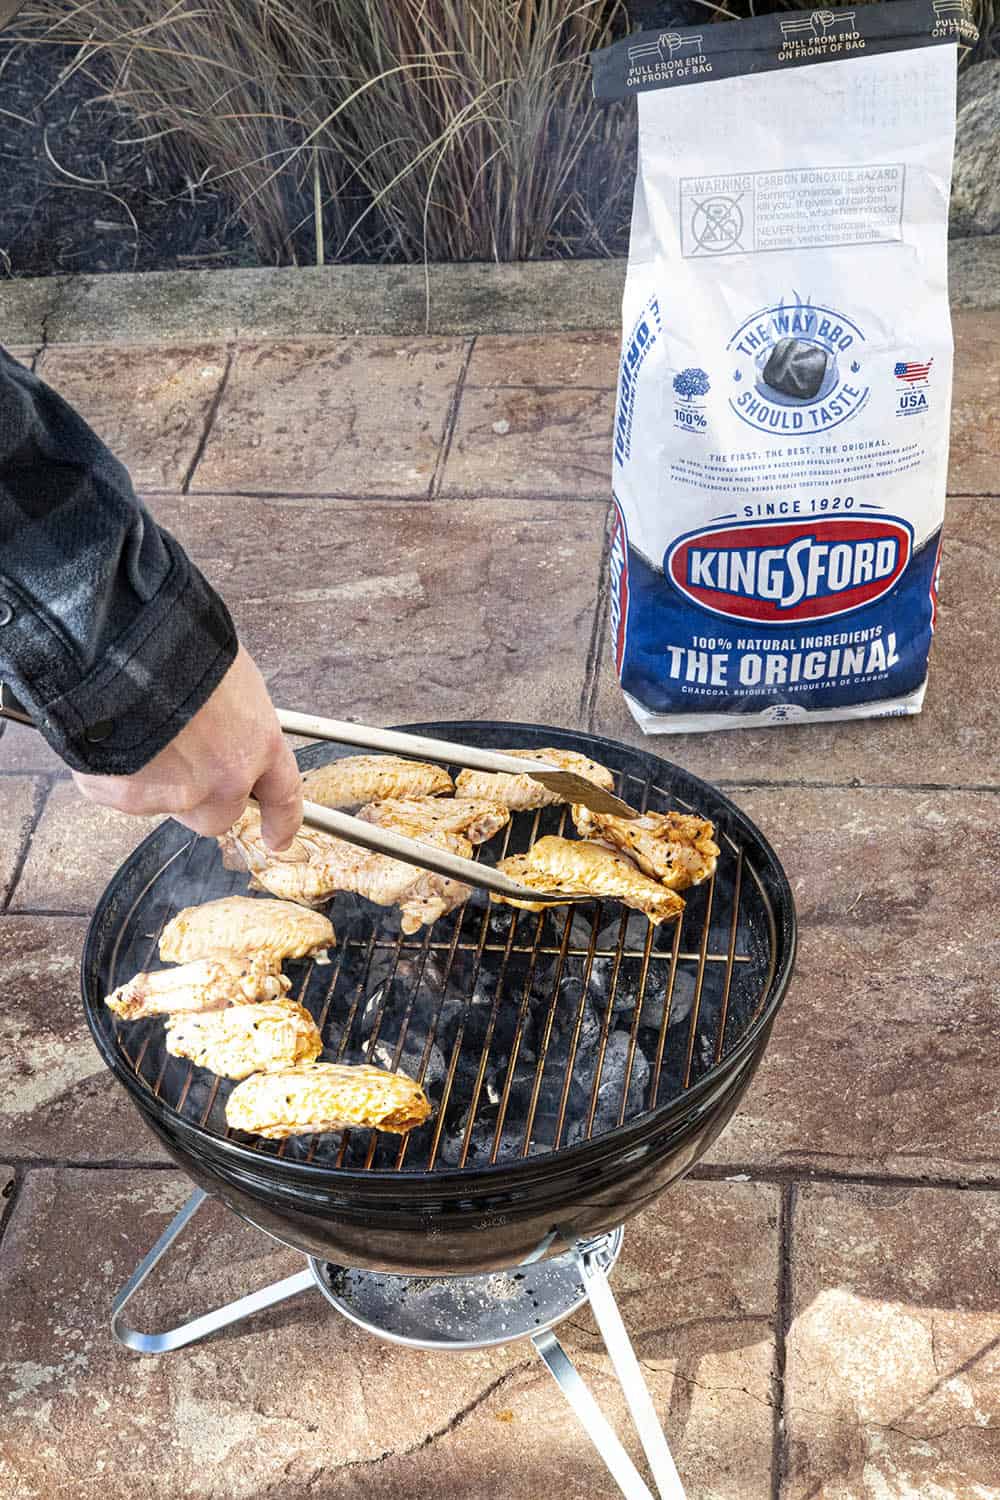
[612,500,940,715]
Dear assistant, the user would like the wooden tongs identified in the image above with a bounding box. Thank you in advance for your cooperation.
[0,686,636,905]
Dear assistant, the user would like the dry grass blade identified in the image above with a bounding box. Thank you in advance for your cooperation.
[19,0,636,263]
[312,141,323,265]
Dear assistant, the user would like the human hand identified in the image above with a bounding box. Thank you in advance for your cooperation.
[72,643,303,850]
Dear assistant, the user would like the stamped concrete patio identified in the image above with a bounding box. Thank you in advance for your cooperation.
[1,278,999,1499]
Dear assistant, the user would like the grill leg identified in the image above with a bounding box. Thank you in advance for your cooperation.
[111,1188,316,1355]
[532,1330,657,1500]
[576,1245,688,1500]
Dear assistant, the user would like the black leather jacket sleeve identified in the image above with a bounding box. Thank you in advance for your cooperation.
[0,346,238,774]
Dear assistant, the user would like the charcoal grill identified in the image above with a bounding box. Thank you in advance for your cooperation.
[82,723,795,1500]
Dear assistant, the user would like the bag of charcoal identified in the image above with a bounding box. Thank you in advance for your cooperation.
[591,0,977,734]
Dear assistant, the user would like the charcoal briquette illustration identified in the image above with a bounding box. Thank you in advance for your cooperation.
[761,337,829,400]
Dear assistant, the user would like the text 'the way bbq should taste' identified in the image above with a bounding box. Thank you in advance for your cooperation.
[591,0,977,733]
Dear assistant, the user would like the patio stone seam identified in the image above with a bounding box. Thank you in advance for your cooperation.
[579,507,612,726]
[7,1158,176,1172]
[429,334,477,499]
[0,768,71,778]
[437,485,612,503]
[41,337,244,355]
[183,485,492,503]
[4,907,100,917]
[711,779,1000,793]
[463,381,617,394]
[1,773,54,912]
[181,342,235,495]
[772,1182,794,1500]
[0,1164,23,1253]
[689,1163,1000,1191]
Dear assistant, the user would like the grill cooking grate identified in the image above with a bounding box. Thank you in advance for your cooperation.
[94,746,777,1175]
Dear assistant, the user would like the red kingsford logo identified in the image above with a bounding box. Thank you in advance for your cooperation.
[666,516,913,625]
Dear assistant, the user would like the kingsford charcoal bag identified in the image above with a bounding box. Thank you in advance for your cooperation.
[591,0,975,733]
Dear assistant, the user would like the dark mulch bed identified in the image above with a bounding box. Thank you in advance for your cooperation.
[0,36,258,277]
[2,10,994,282]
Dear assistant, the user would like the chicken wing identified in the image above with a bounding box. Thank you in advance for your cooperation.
[105,955,290,1021]
[159,896,334,965]
[218,809,339,903]
[226,1061,432,1138]
[572,806,719,891]
[455,748,615,811]
[164,998,322,1080]
[220,805,472,933]
[302,755,453,809]
[359,797,509,845]
[494,837,684,924]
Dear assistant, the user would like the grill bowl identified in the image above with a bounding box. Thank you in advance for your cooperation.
[82,723,795,1273]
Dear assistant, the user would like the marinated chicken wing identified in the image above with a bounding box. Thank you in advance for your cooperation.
[302,755,453,809]
[159,896,334,965]
[220,806,472,934]
[226,1061,432,1138]
[165,998,322,1080]
[572,806,719,891]
[495,837,684,924]
[218,808,335,901]
[359,797,509,845]
[105,955,290,1021]
[455,748,615,811]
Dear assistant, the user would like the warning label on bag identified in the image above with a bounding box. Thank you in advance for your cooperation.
[680,164,905,257]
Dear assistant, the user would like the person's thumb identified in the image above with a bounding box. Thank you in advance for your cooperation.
[252,737,304,852]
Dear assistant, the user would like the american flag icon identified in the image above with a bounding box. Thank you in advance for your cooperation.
[894,359,933,382]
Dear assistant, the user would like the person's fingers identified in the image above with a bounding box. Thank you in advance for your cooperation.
[251,736,304,852]
[172,793,251,841]
[70,647,300,849]
[72,769,173,816]
[71,770,125,809]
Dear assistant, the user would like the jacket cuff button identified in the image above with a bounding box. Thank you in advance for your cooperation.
[85,720,114,744]
[0,603,14,626]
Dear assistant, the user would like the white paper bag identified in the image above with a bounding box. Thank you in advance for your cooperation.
[592,0,976,733]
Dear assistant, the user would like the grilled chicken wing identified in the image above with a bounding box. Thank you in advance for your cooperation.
[302,755,453,809]
[572,807,719,891]
[164,998,322,1080]
[226,1061,432,1138]
[455,748,615,811]
[220,806,472,933]
[218,809,337,902]
[495,837,684,924]
[159,896,334,965]
[105,955,290,1021]
[359,797,509,845]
